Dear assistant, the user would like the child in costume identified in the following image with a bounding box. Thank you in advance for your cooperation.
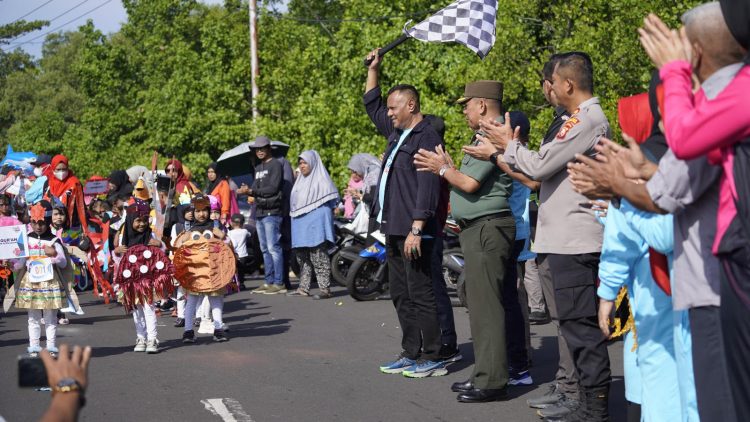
[170,203,193,327]
[173,194,235,343]
[112,200,174,354]
[6,201,74,357]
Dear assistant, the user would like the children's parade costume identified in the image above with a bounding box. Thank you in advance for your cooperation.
[173,195,235,343]
[113,200,174,353]
[3,201,81,356]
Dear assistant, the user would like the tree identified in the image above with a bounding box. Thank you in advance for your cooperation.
[0,0,702,187]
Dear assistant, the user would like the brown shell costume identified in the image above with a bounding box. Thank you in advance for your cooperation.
[173,236,236,293]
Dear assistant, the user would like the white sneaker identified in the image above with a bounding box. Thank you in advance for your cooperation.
[134,338,147,352]
[146,339,159,354]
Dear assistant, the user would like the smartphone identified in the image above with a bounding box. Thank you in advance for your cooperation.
[18,355,48,387]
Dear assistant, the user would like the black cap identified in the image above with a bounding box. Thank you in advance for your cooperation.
[508,111,531,139]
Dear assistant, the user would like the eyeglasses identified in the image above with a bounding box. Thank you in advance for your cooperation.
[166,167,176,173]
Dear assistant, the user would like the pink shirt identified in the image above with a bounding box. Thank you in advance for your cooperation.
[660,61,750,253]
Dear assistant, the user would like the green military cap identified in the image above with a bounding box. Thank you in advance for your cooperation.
[456,80,503,105]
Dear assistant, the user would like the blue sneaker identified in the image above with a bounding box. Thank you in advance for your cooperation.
[509,368,533,386]
[27,346,42,357]
[402,359,448,378]
[380,356,416,374]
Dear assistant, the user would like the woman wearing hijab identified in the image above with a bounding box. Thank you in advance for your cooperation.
[43,155,85,223]
[346,153,381,211]
[164,159,199,198]
[108,170,133,203]
[205,163,231,224]
[286,150,339,299]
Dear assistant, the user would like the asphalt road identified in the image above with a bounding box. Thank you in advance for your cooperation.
[0,279,626,422]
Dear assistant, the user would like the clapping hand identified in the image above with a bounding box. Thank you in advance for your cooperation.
[638,14,692,68]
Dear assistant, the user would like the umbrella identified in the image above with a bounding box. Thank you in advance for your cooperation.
[216,139,290,177]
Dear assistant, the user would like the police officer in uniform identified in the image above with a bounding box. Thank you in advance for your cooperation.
[415,81,517,402]
[478,53,611,422]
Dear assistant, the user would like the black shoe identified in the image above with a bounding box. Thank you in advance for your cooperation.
[537,395,580,418]
[528,383,564,409]
[174,318,185,327]
[182,330,195,343]
[159,299,175,311]
[213,329,228,342]
[529,311,550,325]
[451,379,474,393]
[457,387,508,403]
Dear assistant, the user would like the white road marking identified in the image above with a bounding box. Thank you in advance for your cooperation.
[201,398,255,422]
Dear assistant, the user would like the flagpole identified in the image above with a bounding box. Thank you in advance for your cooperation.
[363,34,410,66]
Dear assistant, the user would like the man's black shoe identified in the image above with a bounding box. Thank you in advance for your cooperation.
[529,311,550,325]
[174,318,185,327]
[182,330,196,343]
[451,379,474,393]
[457,387,508,403]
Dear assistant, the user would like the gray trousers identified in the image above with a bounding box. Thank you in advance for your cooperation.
[524,259,546,313]
[537,253,579,395]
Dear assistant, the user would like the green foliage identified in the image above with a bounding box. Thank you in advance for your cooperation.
[0,20,49,43]
[0,0,701,188]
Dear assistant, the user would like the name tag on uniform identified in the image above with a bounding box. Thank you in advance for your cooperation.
[28,257,54,283]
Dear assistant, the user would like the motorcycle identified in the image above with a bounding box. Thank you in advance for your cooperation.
[329,219,368,287]
[345,240,388,301]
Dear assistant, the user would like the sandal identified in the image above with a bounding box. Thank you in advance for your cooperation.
[286,289,310,297]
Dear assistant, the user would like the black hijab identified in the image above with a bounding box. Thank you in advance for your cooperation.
[204,162,223,196]
[109,170,133,197]
[642,70,669,163]
[720,0,750,51]
[189,194,214,232]
[121,200,152,248]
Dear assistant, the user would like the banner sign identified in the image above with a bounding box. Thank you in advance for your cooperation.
[0,225,29,260]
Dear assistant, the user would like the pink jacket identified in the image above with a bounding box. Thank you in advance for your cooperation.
[660,61,750,253]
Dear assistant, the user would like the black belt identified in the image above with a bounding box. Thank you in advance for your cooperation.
[458,211,512,230]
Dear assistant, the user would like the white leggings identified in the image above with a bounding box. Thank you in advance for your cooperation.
[28,309,57,350]
[175,287,186,318]
[184,295,223,330]
[132,303,158,341]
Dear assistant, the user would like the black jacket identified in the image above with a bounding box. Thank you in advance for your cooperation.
[251,158,283,217]
[363,86,442,237]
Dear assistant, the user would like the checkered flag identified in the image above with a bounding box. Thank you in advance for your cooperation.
[406,0,498,59]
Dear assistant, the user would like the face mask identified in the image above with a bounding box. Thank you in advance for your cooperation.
[54,170,68,181]
[33,167,43,177]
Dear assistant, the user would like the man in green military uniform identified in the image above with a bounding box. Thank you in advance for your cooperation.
[415,81,515,402]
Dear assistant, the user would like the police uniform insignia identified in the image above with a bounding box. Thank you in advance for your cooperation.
[556,116,580,140]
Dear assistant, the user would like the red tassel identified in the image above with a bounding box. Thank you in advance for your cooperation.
[648,248,671,296]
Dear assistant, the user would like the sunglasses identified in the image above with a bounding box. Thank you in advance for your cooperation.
[166,167,176,173]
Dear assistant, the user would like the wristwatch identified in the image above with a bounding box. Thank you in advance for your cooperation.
[438,164,450,177]
[53,378,86,407]
[410,226,423,236]
[489,150,501,164]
